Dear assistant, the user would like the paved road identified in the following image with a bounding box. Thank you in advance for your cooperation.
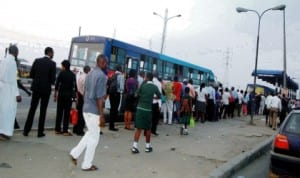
[16,89,57,129]
[231,152,270,178]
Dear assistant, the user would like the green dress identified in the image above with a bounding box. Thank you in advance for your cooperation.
[135,81,161,129]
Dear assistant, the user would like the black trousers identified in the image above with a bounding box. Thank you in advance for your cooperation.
[73,92,85,134]
[207,99,214,121]
[55,95,72,133]
[151,103,160,134]
[109,92,120,129]
[24,92,50,135]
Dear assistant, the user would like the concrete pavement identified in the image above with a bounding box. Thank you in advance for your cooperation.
[0,113,275,178]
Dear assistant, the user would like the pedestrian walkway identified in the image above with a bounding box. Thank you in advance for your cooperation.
[0,116,274,178]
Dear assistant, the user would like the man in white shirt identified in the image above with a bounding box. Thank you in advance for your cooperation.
[206,81,216,121]
[237,90,244,117]
[264,93,273,126]
[222,88,230,119]
[269,93,282,130]
[151,72,162,136]
[73,65,90,136]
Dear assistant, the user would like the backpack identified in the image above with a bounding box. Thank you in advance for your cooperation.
[181,95,191,113]
[108,73,119,94]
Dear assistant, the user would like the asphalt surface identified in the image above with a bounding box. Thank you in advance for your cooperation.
[0,89,276,178]
[230,152,270,178]
[2,121,275,177]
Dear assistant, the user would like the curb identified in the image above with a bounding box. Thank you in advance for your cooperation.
[209,136,273,178]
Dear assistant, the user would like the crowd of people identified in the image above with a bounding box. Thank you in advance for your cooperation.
[0,45,296,171]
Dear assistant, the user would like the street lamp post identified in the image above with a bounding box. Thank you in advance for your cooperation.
[279,5,287,89]
[153,8,181,54]
[236,5,285,125]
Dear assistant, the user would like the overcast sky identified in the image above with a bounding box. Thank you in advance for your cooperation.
[0,0,299,89]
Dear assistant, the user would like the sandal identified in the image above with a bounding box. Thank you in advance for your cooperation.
[55,131,62,135]
[63,132,73,136]
[125,127,134,130]
[82,165,98,171]
[70,155,77,166]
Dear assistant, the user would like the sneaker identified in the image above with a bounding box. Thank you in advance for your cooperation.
[145,147,153,153]
[183,129,189,135]
[131,147,139,154]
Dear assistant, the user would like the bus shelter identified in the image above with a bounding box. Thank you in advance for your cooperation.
[252,69,299,98]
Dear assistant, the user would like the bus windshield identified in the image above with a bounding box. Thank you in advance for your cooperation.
[69,42,104,67]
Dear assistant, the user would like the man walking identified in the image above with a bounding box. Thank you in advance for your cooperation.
[70,54,107,171]
[23,47,56,137]
[0,45,22,140]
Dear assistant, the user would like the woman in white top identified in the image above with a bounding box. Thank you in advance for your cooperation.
[195,83,207,122]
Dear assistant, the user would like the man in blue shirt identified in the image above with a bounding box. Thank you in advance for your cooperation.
[70,54,108,171]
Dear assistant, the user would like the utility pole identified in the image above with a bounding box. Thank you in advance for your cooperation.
[224,48,231,87]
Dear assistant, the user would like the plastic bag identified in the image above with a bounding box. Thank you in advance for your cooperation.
[70,108,78,125]
[189,116,195,128]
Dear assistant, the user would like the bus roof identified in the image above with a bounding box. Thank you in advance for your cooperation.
[72,35,215,79]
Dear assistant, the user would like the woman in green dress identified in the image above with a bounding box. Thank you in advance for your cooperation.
[131,72,161,154]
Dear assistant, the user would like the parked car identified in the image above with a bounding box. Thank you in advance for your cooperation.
[269,108,300,177]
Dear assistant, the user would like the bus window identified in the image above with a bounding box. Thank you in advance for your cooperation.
[70,43,104,67]
[164,62,174,79]
[156,59,163,78]
[144,56,153,72]
[153,64,157,71]
[183,67,189,79]
[109,47,125,70]
[140,60,144,69]
[126,57,139,73]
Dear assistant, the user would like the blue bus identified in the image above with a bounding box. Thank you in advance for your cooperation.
[68,35,215,85]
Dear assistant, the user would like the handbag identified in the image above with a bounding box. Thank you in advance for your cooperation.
[70,102,78,125]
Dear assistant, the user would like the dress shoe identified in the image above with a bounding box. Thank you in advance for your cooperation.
[109,128,119,131]
[76,132,85,136]
[37,133,46,138]
[23,132,28,137]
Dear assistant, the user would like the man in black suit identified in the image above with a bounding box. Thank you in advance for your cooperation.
[23,47,56,137]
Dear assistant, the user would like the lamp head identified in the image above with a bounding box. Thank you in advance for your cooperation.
[153,12,157,15]
[271,4,286,11]
[177,14,182,17]
[236,7,249,13]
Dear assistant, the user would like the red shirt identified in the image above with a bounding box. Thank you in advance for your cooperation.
[173,81,182,102]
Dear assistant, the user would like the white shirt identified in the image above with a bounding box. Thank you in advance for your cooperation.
[238,92,243,104]
[265,95,272,109]
[222,91,230,105]
[196,87,207,102]
[77,72,87,95]
[206,86,216,104]
[152,77,162,107]
[269,96,282,111]
[137,75,144,88]
[115,71,125,93]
